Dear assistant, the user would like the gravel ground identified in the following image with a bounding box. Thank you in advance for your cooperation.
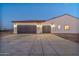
[54,33,79,43]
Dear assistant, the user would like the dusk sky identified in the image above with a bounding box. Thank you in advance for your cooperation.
[0,3,79,29]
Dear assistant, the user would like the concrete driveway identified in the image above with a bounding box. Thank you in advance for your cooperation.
[0,34,79,56]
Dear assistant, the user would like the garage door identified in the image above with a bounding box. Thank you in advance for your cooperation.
[17,25,36,34]
[42,25,51,33]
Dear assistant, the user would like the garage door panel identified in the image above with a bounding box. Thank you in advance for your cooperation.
[17,25,36,34]
[42,25,51,33]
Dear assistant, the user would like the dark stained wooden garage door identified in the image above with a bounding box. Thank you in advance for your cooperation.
[42,25,51,33]
[17,25,36,34]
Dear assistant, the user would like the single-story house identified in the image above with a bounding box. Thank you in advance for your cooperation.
[12,14,79,34]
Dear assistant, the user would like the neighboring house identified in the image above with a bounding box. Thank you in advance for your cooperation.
[12,14,79,34]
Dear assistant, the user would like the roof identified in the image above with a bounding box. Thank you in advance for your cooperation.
[12,20,46,23]
[42,14,79,24]
[12,14,79,23]
[47,14,79,21]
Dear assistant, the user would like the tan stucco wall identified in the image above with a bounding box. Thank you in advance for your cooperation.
[43,15,79,33]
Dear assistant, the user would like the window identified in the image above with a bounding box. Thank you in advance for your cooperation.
[58,25,61,29]
[64,25,70,30]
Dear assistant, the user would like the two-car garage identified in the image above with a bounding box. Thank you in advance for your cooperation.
[17,25,37,34]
